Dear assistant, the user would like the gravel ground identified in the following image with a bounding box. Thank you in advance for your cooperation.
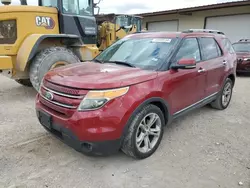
[0,75,250,188]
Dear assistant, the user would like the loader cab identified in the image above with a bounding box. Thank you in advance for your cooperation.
[116,15,142,32]
[39,0,97,44]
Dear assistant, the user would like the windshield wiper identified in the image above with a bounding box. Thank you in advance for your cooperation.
[106,61,136,68]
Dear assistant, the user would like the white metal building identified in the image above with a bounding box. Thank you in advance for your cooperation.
[138,1,250,43]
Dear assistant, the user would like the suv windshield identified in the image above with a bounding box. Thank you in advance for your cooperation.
[95,37,177,70]
[233,43,250,52]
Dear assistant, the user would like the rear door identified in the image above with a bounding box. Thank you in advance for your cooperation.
[198,37,226,96]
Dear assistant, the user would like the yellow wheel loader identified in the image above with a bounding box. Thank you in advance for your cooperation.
[0,0,142,91]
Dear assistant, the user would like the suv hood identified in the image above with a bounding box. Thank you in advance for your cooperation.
[45,62,158,89]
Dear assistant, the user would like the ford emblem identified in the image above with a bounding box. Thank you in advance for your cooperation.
[44,91,54,101]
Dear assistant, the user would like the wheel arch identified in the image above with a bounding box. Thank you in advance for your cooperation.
[16,34,83,72]
[149,100,170,125]
[135,97,171,125]
[228,73,236,87]
[121,97,171,142]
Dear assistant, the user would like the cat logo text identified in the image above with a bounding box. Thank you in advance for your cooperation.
[35,16,55,29]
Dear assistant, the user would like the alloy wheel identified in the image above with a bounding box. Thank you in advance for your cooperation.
[222,82,232,107]
[135,113,162,154]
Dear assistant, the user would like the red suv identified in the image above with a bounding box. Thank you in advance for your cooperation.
[35,29,237,159]
[232,39,250,74]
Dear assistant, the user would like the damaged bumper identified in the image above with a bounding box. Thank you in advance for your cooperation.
[35,94,128,156]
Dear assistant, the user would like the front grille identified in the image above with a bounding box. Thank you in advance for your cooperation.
[40,80,88,116]
[0,20,17,44]
[43,79,87,96]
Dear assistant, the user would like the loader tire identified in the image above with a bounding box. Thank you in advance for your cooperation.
[15,79,32,87]
[29,47,80,91]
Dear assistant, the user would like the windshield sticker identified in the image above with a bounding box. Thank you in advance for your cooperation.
[152,38,172,43]
[152,58,158,62]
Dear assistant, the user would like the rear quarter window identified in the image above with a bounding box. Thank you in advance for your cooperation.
[222,38,235,54]
[199,37,222,61]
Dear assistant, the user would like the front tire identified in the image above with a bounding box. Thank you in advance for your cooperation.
[210,78,233,110]
[121,104,165,159]
[29,47,80,91]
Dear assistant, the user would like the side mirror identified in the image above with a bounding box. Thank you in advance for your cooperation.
[171,58,196,70]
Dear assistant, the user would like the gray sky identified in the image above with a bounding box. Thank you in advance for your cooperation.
[98,0,240,14]
[10,0,241,14]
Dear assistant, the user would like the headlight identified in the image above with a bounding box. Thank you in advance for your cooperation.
[78,87,129,111]
[243,58,250,61]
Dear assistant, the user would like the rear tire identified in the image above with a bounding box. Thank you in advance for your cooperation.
[121,104,164,159]
[29,47,80,91]
[15,79,32,87]
[210,78,233,110]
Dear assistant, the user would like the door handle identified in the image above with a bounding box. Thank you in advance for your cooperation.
[198,68,205,73]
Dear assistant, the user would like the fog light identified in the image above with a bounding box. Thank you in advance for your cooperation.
[81,142,93,152]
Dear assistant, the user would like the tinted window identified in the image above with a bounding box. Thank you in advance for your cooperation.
[222,39,235,54]
[200,38,221,60]
[174,38,201,62]
[79,0,93,15]
[40,0,57,7]
[233,43,250,52]
[62,0,93,15]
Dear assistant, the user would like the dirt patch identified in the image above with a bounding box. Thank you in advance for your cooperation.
[0,75,249,188]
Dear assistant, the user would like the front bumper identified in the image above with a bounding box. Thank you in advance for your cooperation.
[236,69,250,73]
[35,94,127,156]
[0,56,13,70]
[36,109,121,156]
[237,61,250,73]
[39,113,121,156]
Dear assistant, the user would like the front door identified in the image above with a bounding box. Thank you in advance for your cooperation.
[198,37,227,96]
[164,37,207,115]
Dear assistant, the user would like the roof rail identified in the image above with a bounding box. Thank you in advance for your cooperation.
[239,39,250,42]
[182,29,225,35]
